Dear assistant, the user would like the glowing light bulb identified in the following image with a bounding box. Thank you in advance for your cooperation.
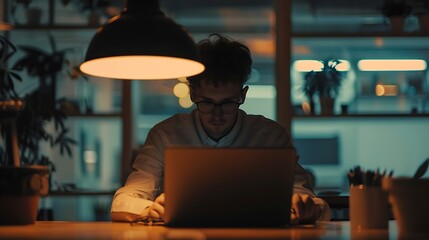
[179,95,193,108]
[173,82,189,98]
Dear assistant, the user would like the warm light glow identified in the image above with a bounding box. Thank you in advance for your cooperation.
[336,61,350,71]
[247,39,274,57]
[173,82,189,98]
[374,37,384,47]
[83,150,97,164]
[375,85,385,96]
[179,94,193,108]
[375,84,398,96]
[293,45,311,55]
[80,56,205,80]
[358,59,427,71]
[293,60,322,72]
[301,102,312,115]
[178,77,188,82]
[0,22,14,31]
[293,60,350,72]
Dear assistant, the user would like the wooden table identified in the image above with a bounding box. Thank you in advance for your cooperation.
[0,221,406,239]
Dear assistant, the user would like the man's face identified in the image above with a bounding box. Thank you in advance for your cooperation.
[191,80,248,141]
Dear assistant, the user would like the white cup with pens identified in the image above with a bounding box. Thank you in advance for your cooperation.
[348,166,392,230]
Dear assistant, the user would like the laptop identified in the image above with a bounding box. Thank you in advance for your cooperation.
[163,147,297,227]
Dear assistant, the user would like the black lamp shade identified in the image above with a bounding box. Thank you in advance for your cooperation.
[80,0,204,80]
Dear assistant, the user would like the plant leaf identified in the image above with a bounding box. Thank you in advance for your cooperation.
[413,158,429,179]
[9,71,22,82]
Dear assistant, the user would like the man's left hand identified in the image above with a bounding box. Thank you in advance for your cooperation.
[146,193,165,220]
[290,193,321,224]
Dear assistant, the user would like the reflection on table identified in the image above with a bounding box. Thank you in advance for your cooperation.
[0,220,403,239]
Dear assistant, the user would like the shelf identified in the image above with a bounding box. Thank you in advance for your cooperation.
[12,25,99,30]
[293,113,429,118]
[48,189,115,196]
[65,113,122,118]
[293,32,429,38]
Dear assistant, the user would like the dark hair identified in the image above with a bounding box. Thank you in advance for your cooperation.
[188,34,252,87]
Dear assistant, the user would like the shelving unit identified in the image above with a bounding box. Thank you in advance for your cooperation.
[1,0,134,221]
[293,32,429,37]
[293,113,429,118]
[49,190,115,197]
[3,0,134,170]
[65,113,123,118]
[290,34,429,118]
[275,1,429,194]
[11,25,99,30]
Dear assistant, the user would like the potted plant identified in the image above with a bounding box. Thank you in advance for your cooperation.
[380,0,413,33]
[0,34,75,225]
[73,0,114,26]
[303,59,344,115]
[11,0,43,26]
[62,55,91,114]
[413,0,429,32]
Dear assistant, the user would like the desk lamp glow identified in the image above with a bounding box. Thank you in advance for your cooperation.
[80,0,204,80]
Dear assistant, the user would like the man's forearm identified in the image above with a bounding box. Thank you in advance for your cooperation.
[111,193,154,222]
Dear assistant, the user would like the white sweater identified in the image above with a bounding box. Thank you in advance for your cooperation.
[111,109,330,221]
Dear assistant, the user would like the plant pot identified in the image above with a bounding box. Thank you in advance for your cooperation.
[26,7,42,26]
[382,177,429,238]
[88,12,100,27]
[319,97,335,115]
[0,166,49,225]
[389,16,405,33]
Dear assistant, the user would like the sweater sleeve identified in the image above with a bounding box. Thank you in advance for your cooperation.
[284,127,331,221]
[293,162,331,221]
[110,129,164,222]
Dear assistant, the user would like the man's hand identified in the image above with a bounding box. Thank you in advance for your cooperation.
[290,193,321,224]
[143,193,165,220]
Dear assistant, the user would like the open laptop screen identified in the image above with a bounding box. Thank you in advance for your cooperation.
[164,147,296,227]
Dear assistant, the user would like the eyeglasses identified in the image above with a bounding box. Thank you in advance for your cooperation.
[195,100,243,114]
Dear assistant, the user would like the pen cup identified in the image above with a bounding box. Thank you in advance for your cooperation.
[382,177,429,237]
[349,185,389,230]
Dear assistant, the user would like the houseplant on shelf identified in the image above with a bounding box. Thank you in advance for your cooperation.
[380,0,413,33]
[303,58,344,115]
[73,0,116,26]
[0,34,75,225]
[413,0,429,33]
[11,0,43,26]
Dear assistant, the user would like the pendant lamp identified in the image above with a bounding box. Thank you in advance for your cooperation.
[80,0,204,80]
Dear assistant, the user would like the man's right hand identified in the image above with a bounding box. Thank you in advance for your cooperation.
[143,193,165,220]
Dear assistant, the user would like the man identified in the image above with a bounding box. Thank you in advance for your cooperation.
[111,34,330,223]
